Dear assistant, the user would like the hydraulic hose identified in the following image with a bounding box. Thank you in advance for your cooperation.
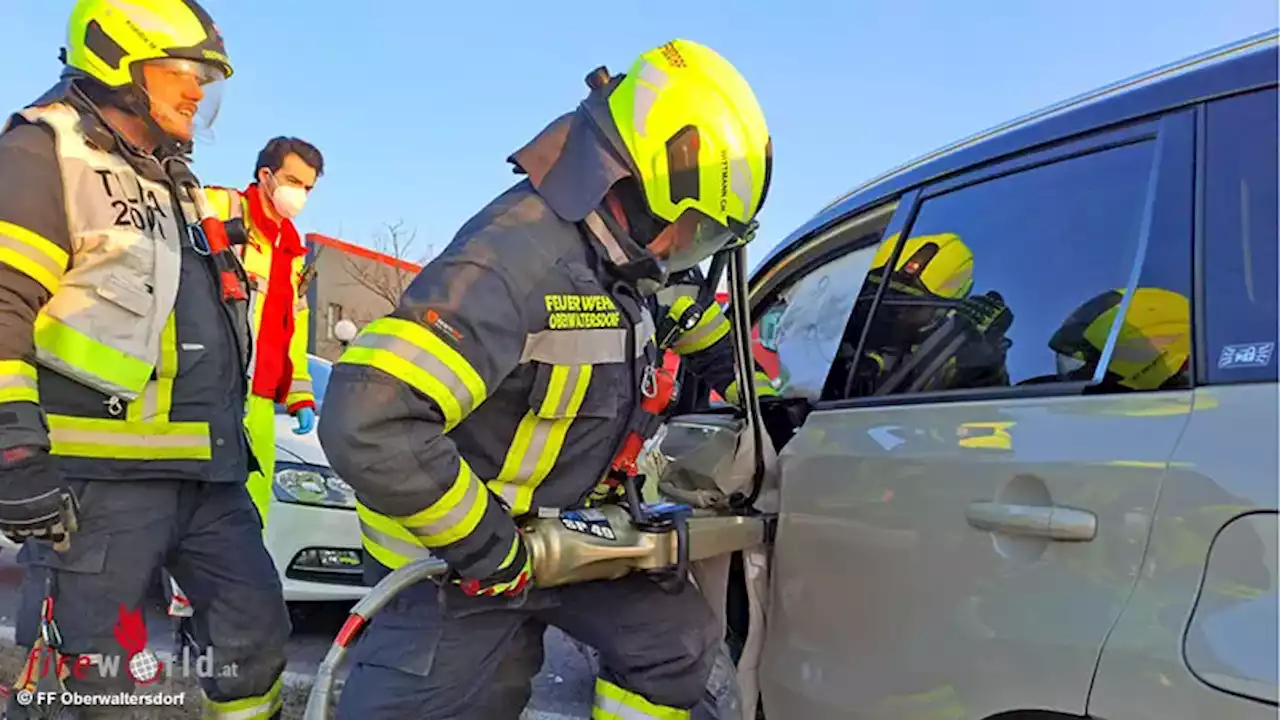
[302,507,768,719]
[302,557,448,720]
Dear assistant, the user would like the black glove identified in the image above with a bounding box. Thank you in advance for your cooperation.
[0,448,79,551]
[955,291,1013,337]
[454,534,533,598]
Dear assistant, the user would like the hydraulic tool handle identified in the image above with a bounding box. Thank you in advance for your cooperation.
[304,557,448,720]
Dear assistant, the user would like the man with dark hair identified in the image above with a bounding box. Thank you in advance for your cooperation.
[255,136,325,186]
[0,2,290,717]
[204,135,325,527]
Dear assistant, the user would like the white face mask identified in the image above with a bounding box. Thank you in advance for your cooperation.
[267,174,308,219]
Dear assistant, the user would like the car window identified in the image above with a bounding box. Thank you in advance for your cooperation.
[835,139,1159,398]
[752,246,878,401]
[1203,88,1278,384]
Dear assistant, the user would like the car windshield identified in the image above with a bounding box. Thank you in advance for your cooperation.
[275,355,333,415]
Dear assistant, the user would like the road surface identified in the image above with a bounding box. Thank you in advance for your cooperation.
[0,546,597,719]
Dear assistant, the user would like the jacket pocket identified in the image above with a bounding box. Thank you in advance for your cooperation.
[527,361,620,420]
[94,272,152,317]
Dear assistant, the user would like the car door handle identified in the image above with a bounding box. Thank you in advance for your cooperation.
[965,501,1097,541]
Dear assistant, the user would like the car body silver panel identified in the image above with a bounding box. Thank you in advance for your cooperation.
[1089,385,1279,719]
[760,391,1194,719]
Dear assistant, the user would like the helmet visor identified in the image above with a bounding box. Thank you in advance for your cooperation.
[137,58,228,142]
[1054,352,1089,379]
[660,209,758,273]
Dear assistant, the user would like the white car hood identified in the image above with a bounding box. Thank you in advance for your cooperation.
[273,414,329,467]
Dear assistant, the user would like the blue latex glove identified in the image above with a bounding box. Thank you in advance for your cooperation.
[292,407,316,435]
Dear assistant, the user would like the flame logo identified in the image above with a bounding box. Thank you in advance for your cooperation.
[112,605,163,685]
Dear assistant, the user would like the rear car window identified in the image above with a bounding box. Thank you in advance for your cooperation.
[836,140,1158,399]
[1203,88,1278,384]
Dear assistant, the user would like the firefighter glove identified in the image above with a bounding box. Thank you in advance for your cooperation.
[724,370,779,405]
[0,448,79,552]
[955,291,1012,336]
[456,534,533,598]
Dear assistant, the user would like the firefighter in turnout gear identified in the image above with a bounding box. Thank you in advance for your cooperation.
[843,232,1013,397]
[205,137,325,526]
[0,2,289,717]
[318,39,772,720]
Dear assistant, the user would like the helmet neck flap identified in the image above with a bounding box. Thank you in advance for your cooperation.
[507,70,670,291]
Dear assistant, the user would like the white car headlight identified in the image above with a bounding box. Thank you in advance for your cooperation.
[272,463,356,509]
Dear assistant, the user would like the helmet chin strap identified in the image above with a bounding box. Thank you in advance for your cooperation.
[127,85,193,160]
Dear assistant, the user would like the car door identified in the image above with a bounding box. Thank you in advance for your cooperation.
[1089,86,1279,720]
[761,109,1197,720]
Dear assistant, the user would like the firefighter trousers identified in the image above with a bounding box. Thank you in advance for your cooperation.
[7,479,291,720]
[335,571,728,720]
[244,394,278,528]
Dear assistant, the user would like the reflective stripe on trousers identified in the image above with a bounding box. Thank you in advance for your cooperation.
[203,674,283,720]
[593,677,691,720]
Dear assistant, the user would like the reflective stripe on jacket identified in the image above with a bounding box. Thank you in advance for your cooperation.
[319,181,659,578]
[0,102,252,481]
[204,186,314,412]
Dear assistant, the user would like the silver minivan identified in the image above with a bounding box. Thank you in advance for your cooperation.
[661,30,1278,720]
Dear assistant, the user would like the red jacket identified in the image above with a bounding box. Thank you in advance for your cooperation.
[206,184,315,412]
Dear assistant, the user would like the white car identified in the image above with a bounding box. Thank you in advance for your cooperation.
[265,354,368,603]
[167,354,367,614]
[0,356,369,608]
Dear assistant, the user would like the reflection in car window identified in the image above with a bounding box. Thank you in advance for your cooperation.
[1204,88,1278,384]
[751,246,877,402]
[838,140,1157,398]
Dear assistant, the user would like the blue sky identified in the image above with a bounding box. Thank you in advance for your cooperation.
[1,1,1275,270]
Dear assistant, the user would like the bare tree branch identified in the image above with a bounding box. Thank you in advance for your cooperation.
[338,220,431,312]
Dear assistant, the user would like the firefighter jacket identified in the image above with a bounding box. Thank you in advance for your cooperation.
[318,105,739,579]
[204,184,315,413]
[0,101,253,483]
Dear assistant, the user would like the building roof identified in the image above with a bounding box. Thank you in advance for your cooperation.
[307,232,423,273]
